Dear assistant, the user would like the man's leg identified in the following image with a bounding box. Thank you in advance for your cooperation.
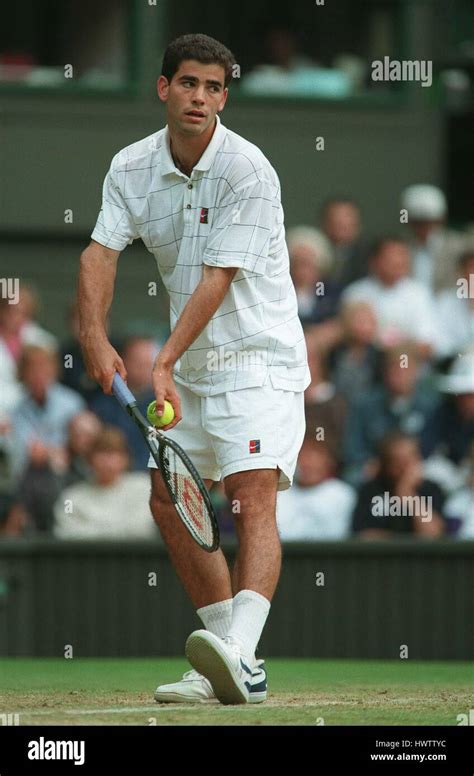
[185,467,279,704]
[149,468,233,608]
[222,468,279,665]
[225,468,281,600]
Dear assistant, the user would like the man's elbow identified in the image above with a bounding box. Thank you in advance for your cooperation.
[80,240,121,266]
[203,264,239,283]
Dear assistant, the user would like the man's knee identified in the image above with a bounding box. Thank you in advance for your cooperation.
[223,468,279,518]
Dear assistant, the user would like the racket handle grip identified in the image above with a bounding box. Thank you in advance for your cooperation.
[112,373,136,408]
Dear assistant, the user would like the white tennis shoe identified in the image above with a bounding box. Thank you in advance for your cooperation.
[154,659,267,704]
[154,668,215,703]
[185,630,255,705]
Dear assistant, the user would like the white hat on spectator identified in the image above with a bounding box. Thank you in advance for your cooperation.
[439,351,474,394]
[402,184,447,221]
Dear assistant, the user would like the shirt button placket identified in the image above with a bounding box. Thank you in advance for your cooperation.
[185,180,193,223]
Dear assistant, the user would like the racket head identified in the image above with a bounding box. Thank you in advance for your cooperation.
[157,434,220,552]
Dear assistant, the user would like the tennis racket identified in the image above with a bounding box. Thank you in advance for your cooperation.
[112,373,219,552]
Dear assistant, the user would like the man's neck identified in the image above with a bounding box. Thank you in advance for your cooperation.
[168,117,217,177]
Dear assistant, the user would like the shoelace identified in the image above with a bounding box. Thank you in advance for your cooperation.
[221,636,242,654]
[182,669,203,680]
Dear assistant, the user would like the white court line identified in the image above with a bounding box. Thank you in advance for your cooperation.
[18,706,177,716]
[15,696,436,717]
[16,702,336,717]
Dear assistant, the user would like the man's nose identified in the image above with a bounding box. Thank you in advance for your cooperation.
[192,87,206,103]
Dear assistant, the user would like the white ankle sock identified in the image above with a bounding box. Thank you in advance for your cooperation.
[227,589,271,663]
[197,598,233,638]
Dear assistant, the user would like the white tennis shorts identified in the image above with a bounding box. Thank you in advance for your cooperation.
[147,376,306,491]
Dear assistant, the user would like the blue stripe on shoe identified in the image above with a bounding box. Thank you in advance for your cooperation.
[250,678,267,693]
[240,659,253,676]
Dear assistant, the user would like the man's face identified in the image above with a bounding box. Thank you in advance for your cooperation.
[157,60,228,136]
[23,355,57,398]
[372,242,410,286]
[410,220,442,242]
[323,203,360,245]
[69,413,101,457]
[90,450,128,486]
[384,439,419,481]
[296,443,332,487]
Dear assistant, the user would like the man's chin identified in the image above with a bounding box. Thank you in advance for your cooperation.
[180,123,205,135]
[178,116,214,134]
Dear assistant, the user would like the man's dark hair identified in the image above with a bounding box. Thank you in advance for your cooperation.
[378,430,419,468]
[161,34,236,88]
[319,196,359,217]
[369,234,407,259]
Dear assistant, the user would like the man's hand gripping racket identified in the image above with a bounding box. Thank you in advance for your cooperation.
[112,373,219,552]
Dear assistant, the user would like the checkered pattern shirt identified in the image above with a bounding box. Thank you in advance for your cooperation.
[91,114,311,396]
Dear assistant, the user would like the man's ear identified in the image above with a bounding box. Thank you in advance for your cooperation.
[218,87,229,113]
[157,75,169,102]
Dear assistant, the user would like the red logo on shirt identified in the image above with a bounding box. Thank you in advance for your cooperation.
[200,207,209,224]
[249,439,261,454]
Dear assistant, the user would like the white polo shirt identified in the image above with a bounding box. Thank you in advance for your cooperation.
[91,114,310,396]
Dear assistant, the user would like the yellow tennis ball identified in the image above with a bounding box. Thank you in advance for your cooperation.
[147,400,175,427]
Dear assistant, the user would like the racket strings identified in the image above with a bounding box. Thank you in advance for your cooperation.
[161,445,215,547]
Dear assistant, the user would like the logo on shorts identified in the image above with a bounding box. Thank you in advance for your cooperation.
[249,439,260,454]
[200,207,209,224]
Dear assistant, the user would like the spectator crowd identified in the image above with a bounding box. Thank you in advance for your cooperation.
[0,184,472,542]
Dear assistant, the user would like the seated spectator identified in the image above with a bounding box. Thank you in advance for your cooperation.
[0,297,23,424]
[444,444,474,539]
[342,236,437,359]
[277,438,356,540]
[62,411,103,488]
[352,432,446,539]
[0,284,57,424]
[240,24,351,98]
[60,299,122,403]
[320,197,368,286]
[343,343,439,485]
[435,247,474,360]
[329,301,383,403]
[4,410,103,535]
[424,351,474,466]
[53,426,159,540]
[304,340,347,459]
[15,284,58,349]
[401,184,466,292]
[5,345,85,483]
[89,336,158,470]
[287,225,339,326]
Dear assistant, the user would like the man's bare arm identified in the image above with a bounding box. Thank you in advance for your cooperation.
[156,264,238,370]
[152,264,238,425]
[77,239,127,393]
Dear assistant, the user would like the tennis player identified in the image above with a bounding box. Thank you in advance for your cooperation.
[78,33,310,705]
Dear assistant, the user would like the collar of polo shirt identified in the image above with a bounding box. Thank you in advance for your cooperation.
[161,113,227,177]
